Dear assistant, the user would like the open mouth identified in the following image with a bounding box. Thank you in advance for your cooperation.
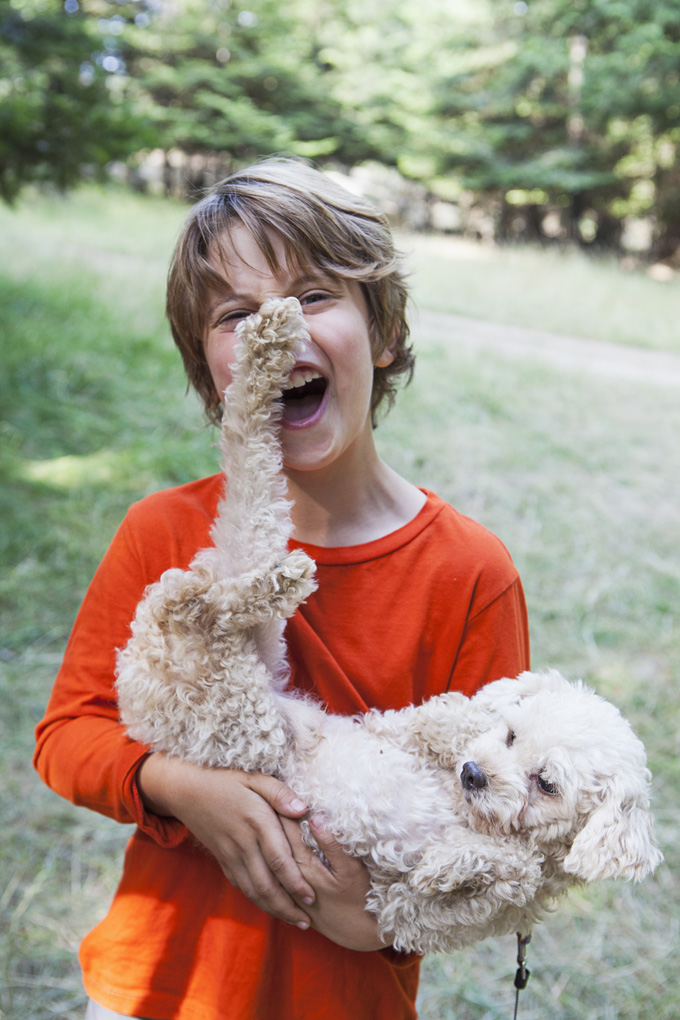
[280,369,328,425]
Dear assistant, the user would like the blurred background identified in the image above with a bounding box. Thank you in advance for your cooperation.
[1,1,679,1018]
[2,0,680,263]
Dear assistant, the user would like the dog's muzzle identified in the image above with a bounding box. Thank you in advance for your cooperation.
[461,761,488,791]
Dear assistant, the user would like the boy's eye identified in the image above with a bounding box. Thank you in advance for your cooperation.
[300,289,332,307]
[217,309,250,328]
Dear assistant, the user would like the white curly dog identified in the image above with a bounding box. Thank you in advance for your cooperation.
[116,298,662,955]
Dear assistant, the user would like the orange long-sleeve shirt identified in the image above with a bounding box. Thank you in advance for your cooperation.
[34,478,530,1020]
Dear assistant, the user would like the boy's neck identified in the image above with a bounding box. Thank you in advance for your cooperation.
[285,456,426,548]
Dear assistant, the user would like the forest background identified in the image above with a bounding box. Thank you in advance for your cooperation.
[2,0,680,259]
[1,1,679,1018]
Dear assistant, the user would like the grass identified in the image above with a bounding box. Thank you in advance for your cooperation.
[1,186,678,1019]
[400,231,680,353]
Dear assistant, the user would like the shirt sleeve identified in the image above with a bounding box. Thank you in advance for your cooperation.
[33,513,189,848]
[447,574,531,695]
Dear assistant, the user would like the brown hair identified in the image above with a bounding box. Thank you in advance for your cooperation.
[166,157,414,425]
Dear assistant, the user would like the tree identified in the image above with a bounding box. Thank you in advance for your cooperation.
[0,0,151,203]
[429,0,680,252]
[115,0,467,187]
[119,0,381,173]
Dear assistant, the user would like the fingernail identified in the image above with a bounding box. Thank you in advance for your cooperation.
[297,920,309,930]
[309,813,327,831]
[302,896,314,906]
[290,798,307,812]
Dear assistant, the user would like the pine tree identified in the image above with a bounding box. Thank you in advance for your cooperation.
[0,0,149,203]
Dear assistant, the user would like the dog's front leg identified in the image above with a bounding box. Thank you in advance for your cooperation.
[368,833,542,954]
[410,829,542,898]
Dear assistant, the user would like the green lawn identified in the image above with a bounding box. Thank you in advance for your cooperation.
[402,231,680,353]
[1,186,678,1019]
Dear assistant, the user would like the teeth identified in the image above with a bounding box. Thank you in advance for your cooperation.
[286,370,323,390]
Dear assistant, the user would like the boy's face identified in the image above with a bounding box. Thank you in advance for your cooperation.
[204,225,394,475]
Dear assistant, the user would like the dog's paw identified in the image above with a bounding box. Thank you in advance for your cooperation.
[238,297,308,362]
[221,551,317,627]
[270,549,317,609]
[254,296,305,337]
[276,548,316,583]
[135,563,219,632]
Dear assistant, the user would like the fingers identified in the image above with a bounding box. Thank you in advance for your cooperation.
[241,773,317,913]
[255,815,316,912]
[212,775,315,924]
[287,815,386,951]
[224,840,313,930]
[249,772,308,818]
[308,815,358,876]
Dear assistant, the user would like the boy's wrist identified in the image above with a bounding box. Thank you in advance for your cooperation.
[137,752,185,817]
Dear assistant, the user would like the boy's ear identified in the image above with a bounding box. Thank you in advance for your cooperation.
[374,334,397,368]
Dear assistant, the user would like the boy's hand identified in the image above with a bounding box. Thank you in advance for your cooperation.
[281,814,386,951]
[137,754,315,929]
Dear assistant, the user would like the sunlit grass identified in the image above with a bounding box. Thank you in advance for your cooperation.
[1,186,678,1019]
[400,232,680,353]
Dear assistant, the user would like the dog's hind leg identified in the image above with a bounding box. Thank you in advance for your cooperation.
[193,550,317,635]
[116,563,298,771]
[117,298,317,768]
[201,298,318,687]
[207,298,316,581]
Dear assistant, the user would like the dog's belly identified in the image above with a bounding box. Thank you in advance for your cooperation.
[283,715,456,860]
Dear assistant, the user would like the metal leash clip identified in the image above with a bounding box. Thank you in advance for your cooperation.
[514,930,532,990]
[512,931,532,1020]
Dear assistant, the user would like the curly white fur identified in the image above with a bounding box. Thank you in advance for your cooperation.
[116,298,662,955]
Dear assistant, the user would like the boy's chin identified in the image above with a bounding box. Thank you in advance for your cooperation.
[281,436,337,475]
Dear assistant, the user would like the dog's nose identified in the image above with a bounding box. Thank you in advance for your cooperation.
[461,761,487,791]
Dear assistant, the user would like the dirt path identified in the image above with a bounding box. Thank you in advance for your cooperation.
[413,309,680,388]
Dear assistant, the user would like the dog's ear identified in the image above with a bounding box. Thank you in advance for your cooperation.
[564,787,663,883]
[403,692,476,768]
[473,669,573,712]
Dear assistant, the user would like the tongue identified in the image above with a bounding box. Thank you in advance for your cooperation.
[281,391,323,423]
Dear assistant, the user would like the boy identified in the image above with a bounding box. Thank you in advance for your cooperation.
[34,158,530,1020]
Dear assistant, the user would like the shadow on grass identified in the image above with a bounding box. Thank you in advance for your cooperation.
[1,275,216,652]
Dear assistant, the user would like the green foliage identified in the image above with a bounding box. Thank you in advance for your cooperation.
[0,0,151,203]
[2,0,680,249]
[309,0,453,172]
[120,0,379,165]
[431,0,680,248]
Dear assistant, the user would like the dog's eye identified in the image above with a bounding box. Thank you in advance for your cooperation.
[537,775,559,796]
[506,730,516,747]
